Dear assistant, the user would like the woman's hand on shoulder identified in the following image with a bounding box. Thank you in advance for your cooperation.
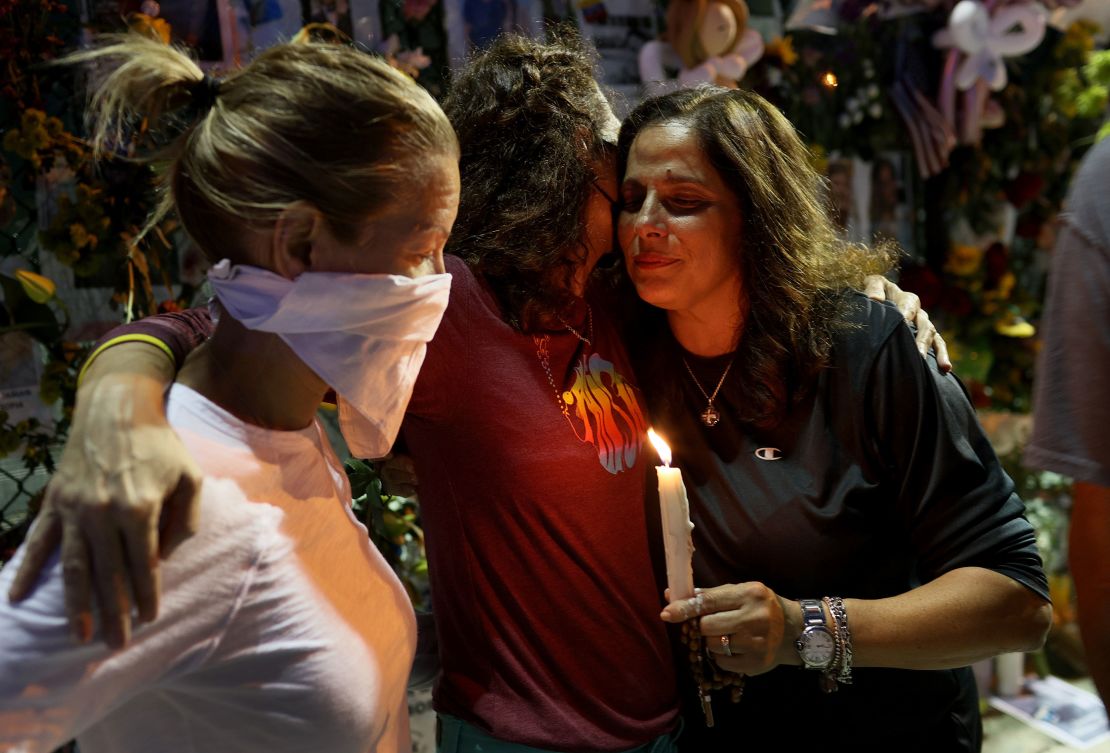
[7,345,199,649]
[863,275,952,372]
[661,582,798,676]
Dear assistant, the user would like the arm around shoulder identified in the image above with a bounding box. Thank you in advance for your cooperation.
[854,319,1051,668]
[8,333,202,649]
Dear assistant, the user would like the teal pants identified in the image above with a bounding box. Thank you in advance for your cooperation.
[436,714,681,753]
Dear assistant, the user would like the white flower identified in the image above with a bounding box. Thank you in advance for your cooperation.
[869,103,882,118]
[852,110,864,124]
[868,84,880,99]
[839,113,851,128]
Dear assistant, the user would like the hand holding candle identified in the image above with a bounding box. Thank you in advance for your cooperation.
[648,429,695,602]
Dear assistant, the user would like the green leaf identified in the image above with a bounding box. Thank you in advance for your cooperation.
[0,273,62,343]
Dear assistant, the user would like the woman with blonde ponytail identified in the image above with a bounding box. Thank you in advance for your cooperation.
[0,33,460,753]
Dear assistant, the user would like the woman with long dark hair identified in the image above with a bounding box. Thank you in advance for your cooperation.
[617,86,1050,750]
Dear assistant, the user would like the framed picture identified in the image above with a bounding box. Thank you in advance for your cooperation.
[83,0,242,67]
[868,152,916,257]
[825,155,869,244]
[442,0,542,65]
[574,0,660,115]
[306,0,355,36]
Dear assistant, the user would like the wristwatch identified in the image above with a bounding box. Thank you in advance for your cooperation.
[794,599,836,670]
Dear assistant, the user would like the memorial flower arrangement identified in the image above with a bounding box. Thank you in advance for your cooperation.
[747,4,1108,411]
[0,0,188,559]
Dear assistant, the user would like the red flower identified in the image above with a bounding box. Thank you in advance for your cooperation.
[942,286,975,318]
[967,379,993,409]
[983,242,1009,288]
[897,264,943,310]
[1004,172,1045,210]
[1016,214,1043,239]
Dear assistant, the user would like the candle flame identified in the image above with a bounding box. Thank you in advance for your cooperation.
[647,428,672,466]
[821,71,838,88]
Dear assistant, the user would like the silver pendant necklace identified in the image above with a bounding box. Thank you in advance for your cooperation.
[682,356,734,427]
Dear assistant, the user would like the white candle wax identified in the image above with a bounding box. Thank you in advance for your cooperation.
[657,465,695,601]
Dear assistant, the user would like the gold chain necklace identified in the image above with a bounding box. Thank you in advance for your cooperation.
[682,356,734,427]
[557,305,593,346]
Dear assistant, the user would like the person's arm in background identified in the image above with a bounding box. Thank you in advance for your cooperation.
[863,275,952,372]
[1024,141,1110,702]
[1069,482,1110,702]
[7,309,211,648]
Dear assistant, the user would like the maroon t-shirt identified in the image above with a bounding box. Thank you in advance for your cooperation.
[404,257,677,749]
[93,256,679,750]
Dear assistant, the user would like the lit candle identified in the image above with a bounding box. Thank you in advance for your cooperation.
[648,429,695,602]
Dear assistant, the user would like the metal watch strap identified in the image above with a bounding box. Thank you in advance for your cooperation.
[799,599,825,627]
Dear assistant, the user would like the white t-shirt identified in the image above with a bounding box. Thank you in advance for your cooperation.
[0,384,416,753]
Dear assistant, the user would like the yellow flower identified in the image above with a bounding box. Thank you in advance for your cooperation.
[21,109,46,130]
[69,223,91,249]
[994,313,1035,338]
[766,36,798,66]
[45,117,65,138]
[28,125,50,151]
[150,17,172,44]
[2,129,21,154]
[14,269,56,304]
[997,271,1015,299]
[126,13,173,44]
[944,244,983,277]
[1064,20,1096,54]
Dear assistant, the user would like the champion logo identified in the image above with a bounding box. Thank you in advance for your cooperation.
[754,447,783,461]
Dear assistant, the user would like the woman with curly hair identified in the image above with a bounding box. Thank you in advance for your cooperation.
[11,35,940,753]
[13,34,683,753]
[617,86,1051,750]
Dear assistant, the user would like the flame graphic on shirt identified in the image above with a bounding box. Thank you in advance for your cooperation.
[561,352,648,474]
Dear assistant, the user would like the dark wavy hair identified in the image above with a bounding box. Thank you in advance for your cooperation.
[618,86,891,427]
[442,33,615,331]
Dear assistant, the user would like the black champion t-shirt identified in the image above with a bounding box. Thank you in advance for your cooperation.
[647,294,1048,752]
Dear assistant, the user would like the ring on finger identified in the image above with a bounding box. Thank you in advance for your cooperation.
[720,634,732,657]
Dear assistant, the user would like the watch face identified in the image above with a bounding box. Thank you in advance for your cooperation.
[801,629,835,666]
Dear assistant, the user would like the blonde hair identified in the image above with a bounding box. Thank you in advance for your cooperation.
[66,34,457,257]
[666,0,750,70]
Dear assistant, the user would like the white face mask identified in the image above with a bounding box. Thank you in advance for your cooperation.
[206,259,451,458]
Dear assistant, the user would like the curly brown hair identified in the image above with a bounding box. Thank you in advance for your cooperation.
[442,32,615,331]
[617,86,891,427]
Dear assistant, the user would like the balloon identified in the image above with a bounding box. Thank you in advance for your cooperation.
[933,0,1046,91]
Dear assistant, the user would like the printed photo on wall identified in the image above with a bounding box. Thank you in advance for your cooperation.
[154,0,234,63]
[442,0,542,65]
[307,0,355,36]
[869,152,916,257]
[575,0,660,115]
[825,155,869,244]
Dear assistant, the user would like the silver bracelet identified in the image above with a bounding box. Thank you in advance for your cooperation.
[823,596,853,685]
